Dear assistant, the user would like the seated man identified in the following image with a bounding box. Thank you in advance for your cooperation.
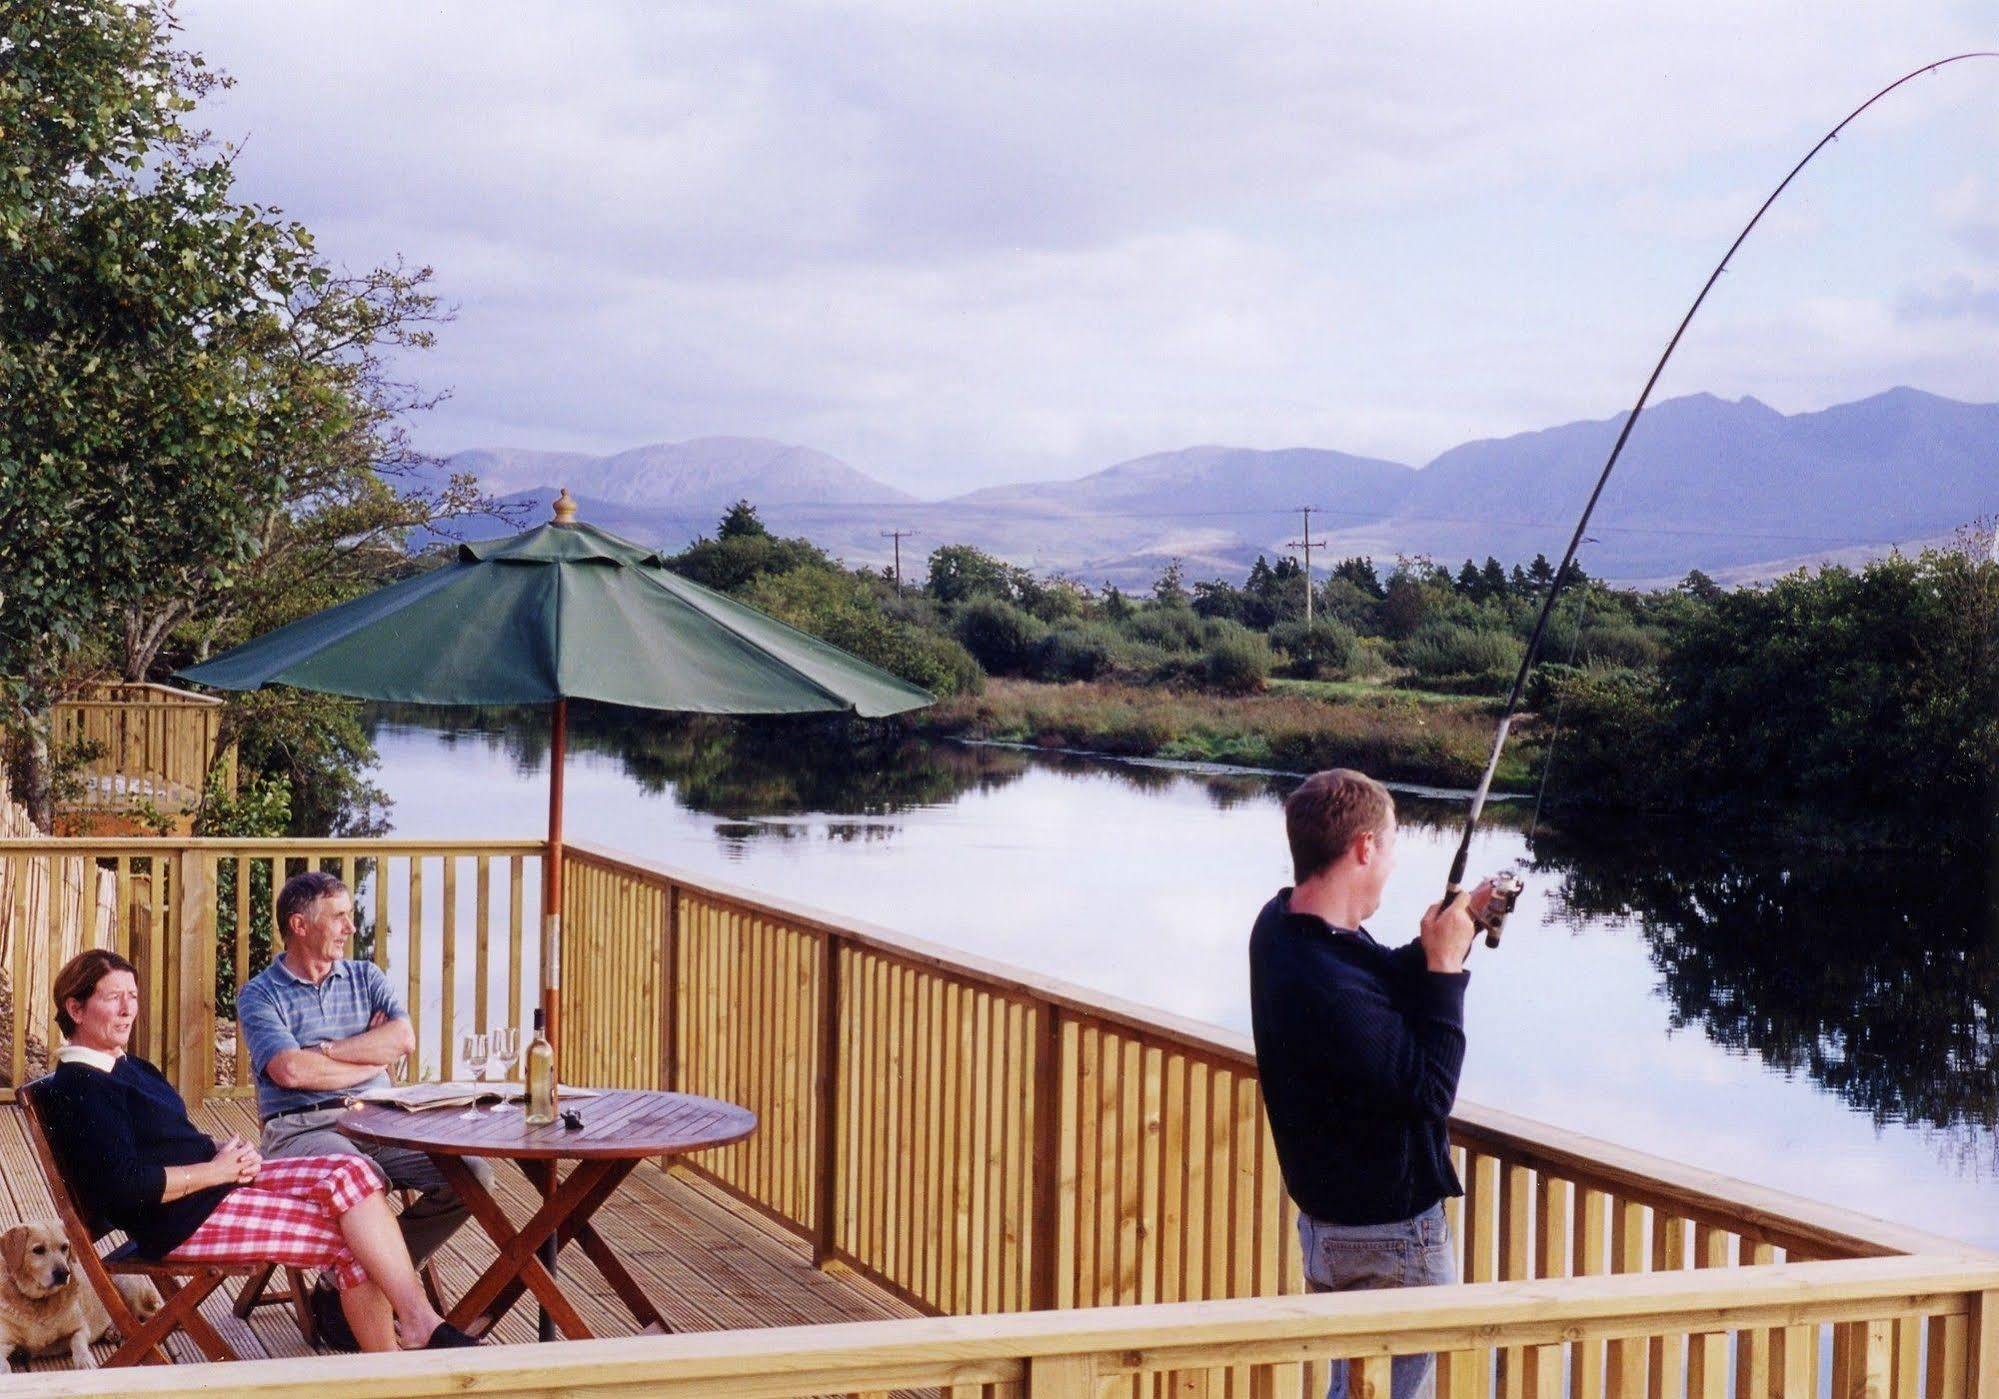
[238,870,494,1342]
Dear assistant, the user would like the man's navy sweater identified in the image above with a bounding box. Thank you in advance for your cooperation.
[1248,889,1469,1226]
[39,1055,233,1257]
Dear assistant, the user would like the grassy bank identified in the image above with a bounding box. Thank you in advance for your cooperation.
[910,679,1538,791]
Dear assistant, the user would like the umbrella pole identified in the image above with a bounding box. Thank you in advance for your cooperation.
[544,697,566,1054]
[540,696,566,1345]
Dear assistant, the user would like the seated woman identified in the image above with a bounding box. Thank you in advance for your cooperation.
[37,949,476,1352]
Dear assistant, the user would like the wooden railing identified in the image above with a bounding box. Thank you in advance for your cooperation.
[0,833,1991,1399]
[8,1255,1996,1398]
[51,682,237,814]
[0,840,543,1097]
[554,842,1991,1399]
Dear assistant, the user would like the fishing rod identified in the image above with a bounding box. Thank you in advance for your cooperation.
[1448,51,1999,947]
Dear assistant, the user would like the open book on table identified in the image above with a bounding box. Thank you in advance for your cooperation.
[352,1081,603,1113]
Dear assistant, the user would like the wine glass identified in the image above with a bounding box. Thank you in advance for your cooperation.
[486,1026,520,1112]
[456,1033,489,1119]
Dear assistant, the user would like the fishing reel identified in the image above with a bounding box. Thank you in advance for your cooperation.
[1473,868,1526,949]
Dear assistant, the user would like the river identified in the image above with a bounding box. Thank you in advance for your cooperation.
[365,709,1998,1251]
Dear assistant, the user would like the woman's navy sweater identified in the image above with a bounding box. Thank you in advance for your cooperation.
[39,1055,233,1257]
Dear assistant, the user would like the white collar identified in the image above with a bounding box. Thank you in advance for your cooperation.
[56,1044,121,1073]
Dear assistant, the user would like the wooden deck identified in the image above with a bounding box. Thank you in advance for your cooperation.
[0,1100,919,1371]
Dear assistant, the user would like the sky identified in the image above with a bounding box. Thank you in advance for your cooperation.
[180,3,1999,498]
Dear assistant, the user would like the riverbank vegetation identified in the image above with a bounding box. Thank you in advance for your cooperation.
[658,503,1997,850]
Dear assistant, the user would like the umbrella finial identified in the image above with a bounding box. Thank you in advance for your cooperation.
[552,488,579,525]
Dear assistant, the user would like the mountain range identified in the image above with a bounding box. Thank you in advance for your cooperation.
[426,388,1996,587]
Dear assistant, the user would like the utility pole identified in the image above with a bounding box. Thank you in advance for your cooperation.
[1285,506,1329,626]
[880,529,915,592]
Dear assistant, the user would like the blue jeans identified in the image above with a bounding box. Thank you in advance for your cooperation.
[1299,1202,1457,1399]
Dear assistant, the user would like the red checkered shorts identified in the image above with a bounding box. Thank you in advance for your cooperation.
[166,1154,385,1291]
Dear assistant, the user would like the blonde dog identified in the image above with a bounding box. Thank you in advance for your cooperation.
[0,1222,162,1370]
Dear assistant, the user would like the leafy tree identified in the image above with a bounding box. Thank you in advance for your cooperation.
[1679,569,1723,602]
[1191,578,1249,624]
[925,543,1026,606]
[148,263,511,679]
[0,0,317,825]
[1454,559,1484,599]
[672,523,833,593]
[1201,625,1272,695]
[1379,572,1432,639]
[1332,556,1385,599]
[743,567,981,698]
[1526,553,1557,593]
[1480,557,1509,601]
[954,599,1048,676]
[1151,559,1189,609]
[717,498,769,540]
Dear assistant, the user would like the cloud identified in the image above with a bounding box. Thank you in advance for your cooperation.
[179,2,1999,492]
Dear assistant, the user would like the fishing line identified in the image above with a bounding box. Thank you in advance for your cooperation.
[1443,51,1999,906]
[1527,577,1592,844]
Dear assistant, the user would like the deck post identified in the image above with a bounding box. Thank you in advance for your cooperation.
[811,932,842,1265]
[659,883,679,1092]
[1029,1001,1064,1311]
[172,847,215,1104]
[1971,1289,1999,1399]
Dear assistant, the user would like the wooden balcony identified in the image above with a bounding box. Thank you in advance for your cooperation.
[49,683,237,834]
[0,835,1992,1398]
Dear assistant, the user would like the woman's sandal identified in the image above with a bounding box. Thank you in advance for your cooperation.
[422,1320,483,1348]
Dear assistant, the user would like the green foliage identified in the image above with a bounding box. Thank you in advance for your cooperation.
[219,690,388,837]
[1201,625,1272,695]
[672,530,834,593]
[925,543,1031,606]
[1032,622,1122,682]
[742,567,981,698]
[1331,556,1385,599]
[1269,618,1361,679]
[195,768,292,1015]
[0,2,496,831]
[717,499,769,539]
[1122,604,1204,652]
[1657,549,1997,839]
[1534,667,1674,807]
[1151,559,1189,609]
[1395,622,1523,692]
[954,599,1049,677]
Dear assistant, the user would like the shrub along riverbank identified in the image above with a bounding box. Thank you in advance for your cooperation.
[910,678,1538,792]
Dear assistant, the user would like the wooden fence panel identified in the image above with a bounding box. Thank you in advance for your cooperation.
[675,886,825,1235]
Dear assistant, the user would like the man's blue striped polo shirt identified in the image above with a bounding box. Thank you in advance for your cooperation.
[237,956,407,1120]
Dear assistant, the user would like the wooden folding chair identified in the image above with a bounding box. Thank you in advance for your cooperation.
[19,1079,309,1366]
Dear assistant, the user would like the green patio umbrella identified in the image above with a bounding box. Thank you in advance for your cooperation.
[177,490,933,1051]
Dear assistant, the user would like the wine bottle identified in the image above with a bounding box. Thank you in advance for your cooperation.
[525,1007,557,1125]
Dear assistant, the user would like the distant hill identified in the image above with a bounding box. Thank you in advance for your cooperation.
[431,389,1997,586]
[444,436,911,512]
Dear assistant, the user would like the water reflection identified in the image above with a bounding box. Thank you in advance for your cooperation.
[384,703,1036,823]
[1531,823,1999,1144]
[366,705,1995,1161]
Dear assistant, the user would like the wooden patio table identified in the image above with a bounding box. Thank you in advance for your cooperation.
[338,1089,757,1341]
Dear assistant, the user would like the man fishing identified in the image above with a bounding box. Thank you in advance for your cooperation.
[1249,768,1494,1399]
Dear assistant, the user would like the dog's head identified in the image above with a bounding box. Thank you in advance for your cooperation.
[1,1222,77,1300]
